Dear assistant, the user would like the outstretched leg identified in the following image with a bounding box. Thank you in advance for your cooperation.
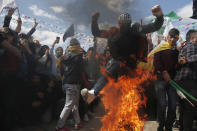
[81,59,121,104]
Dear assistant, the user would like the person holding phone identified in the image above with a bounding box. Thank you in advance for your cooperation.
[56,37,60,43]
[50,37,63,77]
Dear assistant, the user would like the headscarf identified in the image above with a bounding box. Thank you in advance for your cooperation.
[147,41,173,57]
[67,44,82,54]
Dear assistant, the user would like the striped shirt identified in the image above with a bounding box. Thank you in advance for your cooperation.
[174,42,197,81]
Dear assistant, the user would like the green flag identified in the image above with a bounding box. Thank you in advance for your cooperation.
[164,11,180,20]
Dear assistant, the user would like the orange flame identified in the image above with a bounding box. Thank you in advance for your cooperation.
[100,67,156,131]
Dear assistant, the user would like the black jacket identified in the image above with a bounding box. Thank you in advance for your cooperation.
[91,16,164,68]
[61,53,84,85]
[3,15,12,27]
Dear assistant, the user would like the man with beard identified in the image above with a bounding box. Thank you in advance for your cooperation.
[81,5,164,104]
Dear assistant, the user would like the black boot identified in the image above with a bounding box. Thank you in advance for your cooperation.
[157,126,164,131]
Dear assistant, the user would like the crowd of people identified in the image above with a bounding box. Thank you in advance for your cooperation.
[0,4,197,131]
[0,8,105,131]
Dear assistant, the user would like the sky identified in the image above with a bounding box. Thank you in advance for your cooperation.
[0,0,195,50]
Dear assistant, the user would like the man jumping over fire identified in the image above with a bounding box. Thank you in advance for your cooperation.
[81,5,164,104]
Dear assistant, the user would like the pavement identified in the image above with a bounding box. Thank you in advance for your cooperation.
[15,101,180,131]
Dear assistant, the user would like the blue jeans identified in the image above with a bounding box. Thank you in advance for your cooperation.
[93,59,121,95]
[154,79,177,129]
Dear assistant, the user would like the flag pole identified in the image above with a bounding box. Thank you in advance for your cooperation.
[170,80,197,102]
[185,97,195,107]
[17,8,20,18]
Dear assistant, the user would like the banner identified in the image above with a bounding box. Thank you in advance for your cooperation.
[63,24,74,42]
[0,0,17,12]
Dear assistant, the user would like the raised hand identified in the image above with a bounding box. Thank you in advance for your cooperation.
[178,56,186,65]
[17,17,22,25]
[152,5,163,18]
[162,70,171,83]
[92,11,100,21]
[34,18,38,28]
[8,8,16,17]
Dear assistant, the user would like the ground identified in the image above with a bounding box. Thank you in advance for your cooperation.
[17,101,179,131]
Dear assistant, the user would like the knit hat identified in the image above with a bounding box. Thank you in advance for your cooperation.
[70,38,80,46]
[118,13,131,25]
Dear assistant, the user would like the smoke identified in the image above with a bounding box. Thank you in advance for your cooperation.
[43,0,135,30]
[101,0,134,12]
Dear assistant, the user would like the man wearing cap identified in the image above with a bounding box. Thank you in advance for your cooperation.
[81,5,164,104]
[56,38,83,131]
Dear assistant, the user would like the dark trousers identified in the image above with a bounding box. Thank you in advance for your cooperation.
[154,79,177,130]
[177,80,197,131]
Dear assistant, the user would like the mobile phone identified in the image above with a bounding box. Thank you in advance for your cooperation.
[56,37,60,43]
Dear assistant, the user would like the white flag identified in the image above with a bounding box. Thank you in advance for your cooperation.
[163,17,174,37]
[177,90,186,99]
[0,0,18,12]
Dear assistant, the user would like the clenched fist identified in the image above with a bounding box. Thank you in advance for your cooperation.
[91,12,100,21]
[152,5,163,18]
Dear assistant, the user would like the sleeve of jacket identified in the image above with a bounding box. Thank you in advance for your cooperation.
[3,15,12,27]
[91,19,107,38]
[80,58,92,89]
[27,27,36,38]
[185,44,197,63]
[140,16,164,34]
[49,47,56,62]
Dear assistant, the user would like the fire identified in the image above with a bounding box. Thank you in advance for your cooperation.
[100,67,156,131]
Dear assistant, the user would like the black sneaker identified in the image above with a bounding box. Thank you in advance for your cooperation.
[164,128,172,131]
[157,126,164,131]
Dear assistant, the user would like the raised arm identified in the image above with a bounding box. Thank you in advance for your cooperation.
[15,17,22,33]
[50,39,59,59]
[91,12,107,37]
[140,5,164,34]
[27,19,38,37]
[3,8,15,27]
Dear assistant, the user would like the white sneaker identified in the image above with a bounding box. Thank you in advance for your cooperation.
[81,88,96,104]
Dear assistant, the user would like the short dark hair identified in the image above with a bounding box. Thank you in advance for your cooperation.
[55,47,63,52]
[0,27,15,36]
[186,29,197,42]
[87,47,94,52]
[18,33,30,41]
[168,28,179,37]
[70,38,80,46]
